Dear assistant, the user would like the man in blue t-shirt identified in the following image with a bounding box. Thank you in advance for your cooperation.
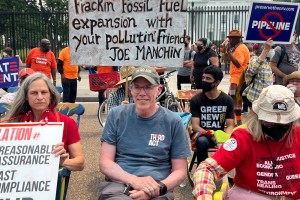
[99,66,191,200]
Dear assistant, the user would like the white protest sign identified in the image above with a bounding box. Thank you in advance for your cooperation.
[69,0,188,67]
[0,122,63,200]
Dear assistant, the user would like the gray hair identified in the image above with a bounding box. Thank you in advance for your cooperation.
[6,72,60,121]
[244,109,296,147]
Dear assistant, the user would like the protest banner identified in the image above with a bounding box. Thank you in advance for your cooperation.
[0,57,19,88]
[244,1,300,44]
[0,122,63,200]
[69,0,188,67]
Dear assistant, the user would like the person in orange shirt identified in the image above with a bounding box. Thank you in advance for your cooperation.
[57,46,81,103]
[224,30,250,125]
[25,38,57,85]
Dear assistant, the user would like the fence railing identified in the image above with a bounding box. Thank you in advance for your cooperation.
[1,4,299,60]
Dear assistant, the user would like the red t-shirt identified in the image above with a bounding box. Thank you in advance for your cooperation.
[212,125,300,198]
[20,111,80,152]
[25,48,57,79]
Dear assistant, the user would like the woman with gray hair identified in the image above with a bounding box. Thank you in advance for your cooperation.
[5,72,85,171]
[193,85,300,199]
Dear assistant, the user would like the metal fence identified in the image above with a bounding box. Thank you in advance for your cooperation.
[1,4,299,60]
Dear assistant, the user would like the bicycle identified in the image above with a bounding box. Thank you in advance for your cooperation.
[98,70,182,127]
[157,70,183,112]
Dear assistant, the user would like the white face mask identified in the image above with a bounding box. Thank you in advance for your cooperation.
[266,49,275,59]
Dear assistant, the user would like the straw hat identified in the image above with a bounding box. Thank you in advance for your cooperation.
[283,71,300,86]
[252,85,300,124]
[227,30,244,38]
[115,66,136,86]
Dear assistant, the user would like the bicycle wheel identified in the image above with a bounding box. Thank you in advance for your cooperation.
[165,97,183,112]
[98,99,108,127]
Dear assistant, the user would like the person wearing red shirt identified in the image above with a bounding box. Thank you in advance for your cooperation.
[193,85,300,200]
[25,39,57,85]
[5,72,84,171]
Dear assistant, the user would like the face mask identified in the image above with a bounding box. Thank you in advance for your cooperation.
[200,81,214,92]
[197,45,203,51]
[261,124,291,141]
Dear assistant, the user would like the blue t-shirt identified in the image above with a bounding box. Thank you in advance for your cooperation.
[101,104,191,181]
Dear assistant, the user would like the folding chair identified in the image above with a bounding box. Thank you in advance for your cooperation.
[0,102,11,119]
[55,103,85,200]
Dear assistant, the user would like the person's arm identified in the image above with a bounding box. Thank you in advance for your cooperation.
[270,61,286,79]
[61,141,85,171]
[77,66,81,81]
[192,157,227,200]
[225,119,234,134]
[99,142,160,195]
[225,52,241,68]
[191,117,205,133]
[209,56,219,66]
[190,64,195,83]
[51,68,57,86]
[159,158,187,192]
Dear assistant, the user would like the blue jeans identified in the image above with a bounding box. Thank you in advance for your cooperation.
[62,78,77,103]
[196,135,216,165]
[225,63,230,72]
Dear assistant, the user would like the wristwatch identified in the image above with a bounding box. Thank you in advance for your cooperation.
[158,181,167,196]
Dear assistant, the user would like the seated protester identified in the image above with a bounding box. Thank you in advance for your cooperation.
[283,71,300,105]
[5,72,85,171]
[193,85,300,199]
[107,66,135,112]
[0,68,35,103]
[241,38,274,108]
[99,66,190,200]
[190,65,234,165]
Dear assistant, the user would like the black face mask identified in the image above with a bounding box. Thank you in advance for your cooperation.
[261,124,292,142]
[197,45,203,51]
[200,81,215,92]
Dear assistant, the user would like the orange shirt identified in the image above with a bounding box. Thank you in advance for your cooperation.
[58,46,78,79]
[96,66,113,73]
[25,48,57,79]
[229,44,250,84]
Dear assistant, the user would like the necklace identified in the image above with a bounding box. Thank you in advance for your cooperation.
[265,136,288,178]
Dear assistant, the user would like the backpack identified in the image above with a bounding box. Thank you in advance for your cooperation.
[277,45,287,67]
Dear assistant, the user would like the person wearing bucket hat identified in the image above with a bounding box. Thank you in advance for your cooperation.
[107,66,135,111]
[193,85,300,199]
[224,30,250,126]
[100,65,191,199]
[283,71,300,106]
[0,68,35,103]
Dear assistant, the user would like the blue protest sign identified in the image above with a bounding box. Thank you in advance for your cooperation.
[244,1,300,44]
[0,57,19,88]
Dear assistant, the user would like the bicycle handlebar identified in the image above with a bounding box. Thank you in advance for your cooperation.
[160,70,177,79]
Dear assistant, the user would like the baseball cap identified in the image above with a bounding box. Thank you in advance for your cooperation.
[131,66,160,85]
[19,68,35,77]
[252,85,300,124]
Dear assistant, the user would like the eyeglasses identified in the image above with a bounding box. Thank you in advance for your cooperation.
[130,84,157,94]
[288,79,300,83]
[261,121,291,128]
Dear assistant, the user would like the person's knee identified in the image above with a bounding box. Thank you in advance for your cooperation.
[196,136,210,150]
